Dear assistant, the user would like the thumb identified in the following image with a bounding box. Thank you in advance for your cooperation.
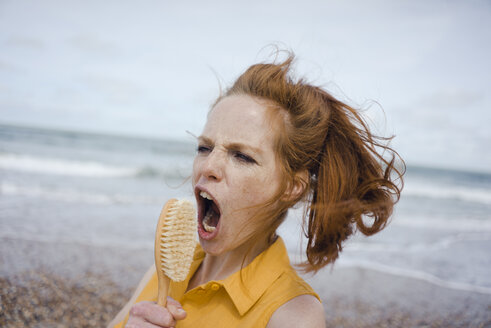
[166,296,187,320]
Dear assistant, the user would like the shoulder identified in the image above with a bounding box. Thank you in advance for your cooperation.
[266,294,325,328]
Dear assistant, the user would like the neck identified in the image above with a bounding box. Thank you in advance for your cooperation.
[188,235,273,290]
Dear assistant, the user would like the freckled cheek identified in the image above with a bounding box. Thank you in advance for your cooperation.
[237,178,271,205]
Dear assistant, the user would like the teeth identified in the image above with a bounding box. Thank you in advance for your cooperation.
[203,221,216,233]
[200,191,213,200]
[202,211,216,233]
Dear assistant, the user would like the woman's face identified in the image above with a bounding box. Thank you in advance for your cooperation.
[192,95,283,256]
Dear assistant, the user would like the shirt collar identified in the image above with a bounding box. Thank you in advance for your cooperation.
[221,237,290,316]
[172,237,291,316]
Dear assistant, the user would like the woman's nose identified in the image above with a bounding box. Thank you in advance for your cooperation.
[201,150,224,181]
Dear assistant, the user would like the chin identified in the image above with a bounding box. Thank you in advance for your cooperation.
[199,238,226,256]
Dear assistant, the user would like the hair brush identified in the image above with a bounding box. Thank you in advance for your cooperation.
[154,198,196,307]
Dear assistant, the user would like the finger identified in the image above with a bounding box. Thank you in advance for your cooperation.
[129,301,176,327]
[166,296,187,320]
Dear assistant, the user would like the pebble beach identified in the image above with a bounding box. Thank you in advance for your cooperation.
[1,237,490,327]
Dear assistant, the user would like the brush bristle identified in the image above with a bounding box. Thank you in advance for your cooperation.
[158,199,196,282]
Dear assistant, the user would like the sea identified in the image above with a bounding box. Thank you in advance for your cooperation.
[1,123,490,298]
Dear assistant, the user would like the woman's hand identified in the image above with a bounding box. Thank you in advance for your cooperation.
[125,297,187,328]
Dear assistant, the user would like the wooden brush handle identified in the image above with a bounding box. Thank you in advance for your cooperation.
[157,274,170,307]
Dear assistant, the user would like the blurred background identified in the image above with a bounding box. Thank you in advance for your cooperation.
[1,1,490,327]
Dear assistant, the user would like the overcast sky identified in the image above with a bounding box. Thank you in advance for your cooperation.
[0,0,490,172]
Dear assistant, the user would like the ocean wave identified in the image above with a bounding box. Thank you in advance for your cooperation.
[0,231,154,251]
[136,166,162,178]
[403,182,491,205]
[392,216,491,232]
[337,259,491,295]
[0,182,161,205]
[0,153,190,179]
[285,239,491,295]
[0,153,138,178]
[345,233,491,253]
[135,165,190,179]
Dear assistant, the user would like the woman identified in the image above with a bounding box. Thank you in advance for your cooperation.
[110,53,404,328]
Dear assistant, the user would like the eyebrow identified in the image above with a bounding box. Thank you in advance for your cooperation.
[197,136,264,155]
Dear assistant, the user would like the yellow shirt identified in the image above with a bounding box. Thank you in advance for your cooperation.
[114,237,319,328]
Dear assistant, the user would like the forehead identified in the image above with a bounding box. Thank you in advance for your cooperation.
[203,95,276,145]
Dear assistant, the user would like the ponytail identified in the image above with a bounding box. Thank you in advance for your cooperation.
[305,94,403,271]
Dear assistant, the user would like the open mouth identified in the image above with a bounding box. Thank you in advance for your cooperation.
[198,190,221,234]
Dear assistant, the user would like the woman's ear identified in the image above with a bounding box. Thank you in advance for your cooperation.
[283,170,309,202]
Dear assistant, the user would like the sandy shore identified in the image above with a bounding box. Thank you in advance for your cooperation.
[1,237,490,327]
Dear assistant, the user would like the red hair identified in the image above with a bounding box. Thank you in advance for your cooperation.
[220,53,404,272]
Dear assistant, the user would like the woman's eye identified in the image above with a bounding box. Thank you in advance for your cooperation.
[197,145,211,154]
[233,151,256,164]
